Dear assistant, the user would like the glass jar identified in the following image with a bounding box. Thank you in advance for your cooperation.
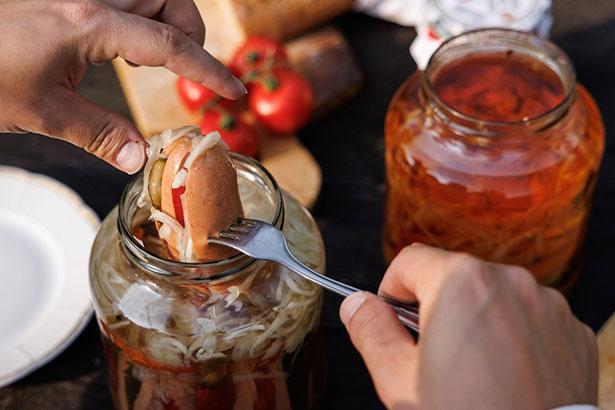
[89,155,326,410]
[384,29,604,291]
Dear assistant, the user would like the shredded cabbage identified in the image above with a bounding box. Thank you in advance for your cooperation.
[224,286,241,306]
[95,145,324,386]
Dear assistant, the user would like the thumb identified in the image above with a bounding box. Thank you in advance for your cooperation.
[39,90,146,174]
[340,292,418,405]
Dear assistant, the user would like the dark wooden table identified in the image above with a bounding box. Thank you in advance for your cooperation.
[1,12,614,410]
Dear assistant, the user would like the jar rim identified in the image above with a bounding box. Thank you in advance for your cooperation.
[117,153,285,281]
[422,28,576,130]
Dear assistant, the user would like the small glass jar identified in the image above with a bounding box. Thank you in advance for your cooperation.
[89,155,326,410]
[384,29,605,291]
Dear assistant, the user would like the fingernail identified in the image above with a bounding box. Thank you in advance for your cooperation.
[232,76,248,95]
[116,141,145,174]
[340,292,367,326]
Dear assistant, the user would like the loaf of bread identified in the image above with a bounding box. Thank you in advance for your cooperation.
[197,0,355,62]
[286,26,362,113]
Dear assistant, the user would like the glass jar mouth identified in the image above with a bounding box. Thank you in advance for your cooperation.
[117,153,285,281]
[422,28,576,130]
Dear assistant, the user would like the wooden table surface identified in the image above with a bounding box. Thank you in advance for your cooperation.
[0,10,614,410]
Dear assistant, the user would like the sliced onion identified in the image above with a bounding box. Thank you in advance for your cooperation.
[158,223,171,241]
[178,190,194,262]
[149,209,184,238]
[166,126,199,146]
[172,168,188,189]
[183,132,221,169]
[224,286,241,307]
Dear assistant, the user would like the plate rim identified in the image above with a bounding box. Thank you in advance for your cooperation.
[0,166,99,388]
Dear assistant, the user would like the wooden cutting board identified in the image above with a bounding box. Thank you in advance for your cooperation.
[599,312,615,408]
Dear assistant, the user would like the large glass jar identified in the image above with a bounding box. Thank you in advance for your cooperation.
[89,155,326,409]
[384,29,605,291]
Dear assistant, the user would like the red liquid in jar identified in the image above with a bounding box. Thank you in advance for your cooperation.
[432,52,566,122]
[384,49,605,290]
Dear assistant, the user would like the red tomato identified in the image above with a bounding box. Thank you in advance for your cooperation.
[248,68,313,134]
[230,37,288,79]
[177,77,235,112]
[200,110,259,158]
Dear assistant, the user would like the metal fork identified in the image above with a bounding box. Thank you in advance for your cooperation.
[208,218,420,332]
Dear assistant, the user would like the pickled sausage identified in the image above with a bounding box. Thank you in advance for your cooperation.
[155,132,243,262]
[185,143,243,260]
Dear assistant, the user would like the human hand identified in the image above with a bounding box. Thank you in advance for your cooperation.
[0,0,246,173]
[340,244,598,409]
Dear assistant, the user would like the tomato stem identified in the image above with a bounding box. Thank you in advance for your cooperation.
[241,70,259,85]
[245,51,260,65]
[262,74,279,92]
[219,113,236,130]
[200,95,222,113]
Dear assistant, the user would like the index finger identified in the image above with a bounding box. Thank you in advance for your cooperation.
[103,0,205,46]
[87,8,245,99]
[156,0,205,46]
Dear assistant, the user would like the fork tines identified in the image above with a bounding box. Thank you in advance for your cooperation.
[218,218,257,240]
[236,218,257,227]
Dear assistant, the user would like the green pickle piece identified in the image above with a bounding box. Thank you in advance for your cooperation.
[148,158,167,209]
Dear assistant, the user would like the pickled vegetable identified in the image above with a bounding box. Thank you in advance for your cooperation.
[90,130,326,409]
[384,50,604,290]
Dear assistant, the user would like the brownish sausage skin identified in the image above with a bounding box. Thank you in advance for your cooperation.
[158,134,243,261]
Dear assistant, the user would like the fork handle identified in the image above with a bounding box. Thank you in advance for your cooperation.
[279,251,420,333]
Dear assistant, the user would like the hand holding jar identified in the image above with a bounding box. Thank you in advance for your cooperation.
[340,244,598,410]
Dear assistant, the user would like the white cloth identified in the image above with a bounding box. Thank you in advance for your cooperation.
[355,0,425,26]
[552,406,599,410]
[356,0,553,69]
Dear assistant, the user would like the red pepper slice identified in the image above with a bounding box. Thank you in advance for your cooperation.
[427,26,440,40]
[101,337,119,390]
[101,323,194,374]
[254,379,276,410]
[164,401,180,410]
[172,186,186,227]
[195,382,235,410]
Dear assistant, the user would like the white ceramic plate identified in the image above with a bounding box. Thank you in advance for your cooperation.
[0,166,99,388]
